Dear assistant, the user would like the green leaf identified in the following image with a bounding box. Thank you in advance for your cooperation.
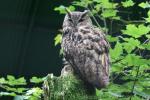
[145,17,150,23]
[139,2,150,9]
[6,76,26,86]
[14,95,25,100]
[122,24,150,38]
[0,92,16,96]
[30,77,43,83]
[17,77,26,84]
[25,87,43,99]
[122,38,140,53]
[7,75,15,81]
[110,42,123,60]
[139,64,150,73]
[16,88,27,93]
[141,43,150,50]
[106,35,118,42]
[54,34,62,46]
[121,54,149,66]
[0,78,7,84]
[142,88,150,97]
[108,83,131,93]
[122,0,135,8]
[101,9,117,18]
[138,78,150,87]
[145,10,150,23]
[130,95,143,100]
[54,5,65,14]
[54,5,75,14]
[94,0,118,9]
[133,89,150,99]
[108,91,122,98]
[146,35,150,39]
[59,48,63,55]
[111,63,124,73]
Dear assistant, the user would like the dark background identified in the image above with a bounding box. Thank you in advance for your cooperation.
[0,0,71,77]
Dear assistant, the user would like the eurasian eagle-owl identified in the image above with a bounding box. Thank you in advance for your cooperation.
[61,9,110,89]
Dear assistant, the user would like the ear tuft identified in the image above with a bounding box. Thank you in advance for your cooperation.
[81,10,90,18]
[83,10,90,14]
[65,8,71,18]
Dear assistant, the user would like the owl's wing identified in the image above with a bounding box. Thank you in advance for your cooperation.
[96,28,110,73]
[92,28,110,88]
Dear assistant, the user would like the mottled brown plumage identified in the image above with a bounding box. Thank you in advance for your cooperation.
[61,10,110,89]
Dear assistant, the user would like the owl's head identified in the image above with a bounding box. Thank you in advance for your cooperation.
[63,9,92,28]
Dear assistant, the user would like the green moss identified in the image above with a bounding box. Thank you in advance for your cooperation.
[43,74,98,100]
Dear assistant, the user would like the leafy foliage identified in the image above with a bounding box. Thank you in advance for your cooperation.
[54,5,75,14]
[54,0,150,99]
[54,34,62,46]
[121,0,135,8]
[122,24,150,38]
[110,42,123,60]
[139,1,150,9]
[30,77,44,84]
[0,75,44,100]
[145,10,150,23]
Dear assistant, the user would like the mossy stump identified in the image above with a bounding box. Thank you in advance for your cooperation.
[43,70,98,100]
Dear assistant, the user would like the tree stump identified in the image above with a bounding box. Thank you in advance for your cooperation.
[43,66,98,100]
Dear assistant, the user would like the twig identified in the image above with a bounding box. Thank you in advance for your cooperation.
[119,19,145,24]
[101,8,108,34]
[133,39,150,54]
[129,66,140,100]
[87,4,101,28]
[110,20,113,35]
[129,39,150,100]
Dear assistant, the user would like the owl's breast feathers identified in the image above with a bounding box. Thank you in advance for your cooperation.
[62,26,110,89]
